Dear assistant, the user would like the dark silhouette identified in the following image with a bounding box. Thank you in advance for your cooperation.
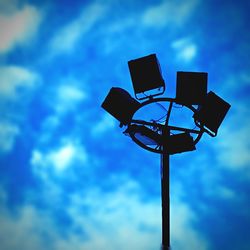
[193,91,231,135]
[101,53,231,250]
[101,87,140,126]
[176,71,207,105]
[128,54,165,100]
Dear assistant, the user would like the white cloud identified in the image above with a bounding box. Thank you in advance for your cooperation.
[63,180,162,250]
[0,169,209,250]
[0,201,57,250]
[216,123,250,172]
[0,1,18,13]
[169,180,210,250]
[31,141,88,173]
[0,66,38,100]
[49,3,107,55]
[34,79,88,150]
[54,84,87,113]
[0,121,19,153]
[43,77,87,115]
[210,97,250,174]
[0,66,39,153]
[216,186,236,200]
[58,85,86,102]
[48,143,77,171]
[142,0,198,28]
[0,179,159,250]
[0,5,42,53]
[170,199,209,250]
[171,37,197,62]
[91,113,115,136]
[221,71,250,94]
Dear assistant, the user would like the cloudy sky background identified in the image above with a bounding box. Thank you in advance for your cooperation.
[0,0,249,249]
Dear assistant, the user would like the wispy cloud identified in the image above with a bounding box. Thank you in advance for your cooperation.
[0,121,19,153]
[0,189,57,250]
[215,119,250,173]
[171,37,197,63]
[0,5,42,53]
[31,140,88,173]
[171,199,209,250]
[0,66,39,153]
[91,113,115,137]
[0,176,161,250]
[54,84,87,114]
[0,66,38,100]
[141,0,198,28]
[49,3,107,55]
[66,180,161,250]
[0,167,210,250]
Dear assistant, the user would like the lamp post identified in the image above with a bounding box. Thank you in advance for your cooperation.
[161,125,170,250]
[101,54,231,249]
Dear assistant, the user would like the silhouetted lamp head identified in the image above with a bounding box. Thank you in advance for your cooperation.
[193,91,231,135]
[176,71,207,105]
[125,125,162,145]
[101,87,140,126]
[128,54,165,100]
[167,132,196,155]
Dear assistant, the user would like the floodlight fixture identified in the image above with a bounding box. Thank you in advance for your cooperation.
[128,54,165,100]
[166,132,196,155]
[125,124,162,145]
[176,71,207,105]
[101,87,140,126]
[101,53,231,250]
[193,91,231,135]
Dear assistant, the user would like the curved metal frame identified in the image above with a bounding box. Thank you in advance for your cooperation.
[126,97,205,154]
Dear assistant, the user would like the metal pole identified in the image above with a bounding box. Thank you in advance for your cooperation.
[161,126,170,250]
[160,100,172,250]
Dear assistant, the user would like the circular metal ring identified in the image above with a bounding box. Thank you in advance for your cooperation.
[126,97,205,154]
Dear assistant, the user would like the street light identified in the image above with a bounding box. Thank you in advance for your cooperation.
[193,91,231,136]
[166,132,196,155]
[176,71,207,105]
[101,87,140,126]
[101,54,231,250]
[124,124,162,146]
[128,54,165,100]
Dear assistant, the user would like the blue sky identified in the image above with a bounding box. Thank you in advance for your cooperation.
[0,0,249,249]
